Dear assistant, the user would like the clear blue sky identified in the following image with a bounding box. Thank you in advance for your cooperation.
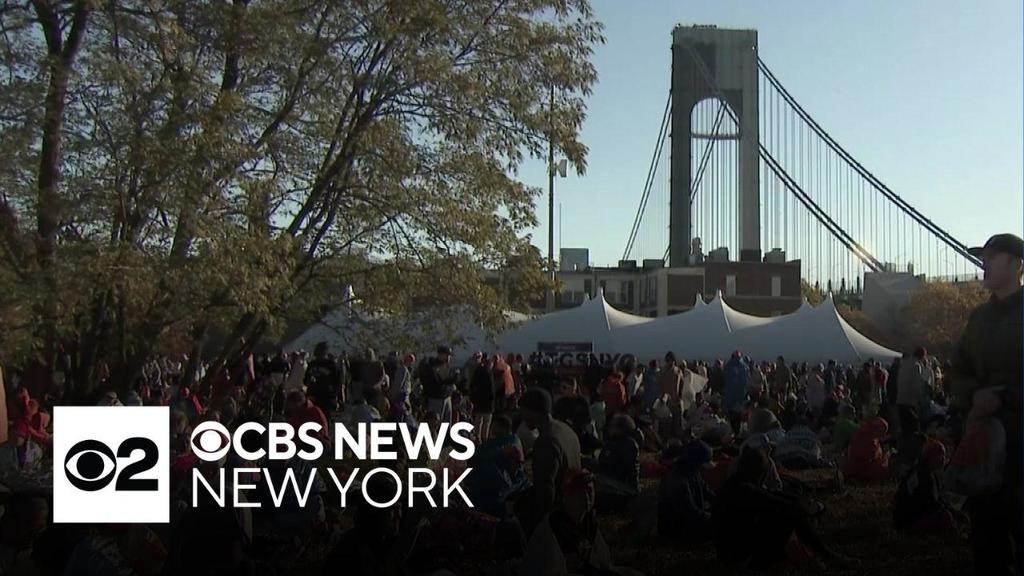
[520,0,1023,268]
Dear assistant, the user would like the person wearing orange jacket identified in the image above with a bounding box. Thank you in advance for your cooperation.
[491,353,516,414]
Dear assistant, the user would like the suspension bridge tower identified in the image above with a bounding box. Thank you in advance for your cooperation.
[670,25,760,266]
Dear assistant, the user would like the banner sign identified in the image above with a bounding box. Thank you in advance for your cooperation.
[537,342,593,354]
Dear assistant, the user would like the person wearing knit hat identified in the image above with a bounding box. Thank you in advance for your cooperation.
[520,387,581,534]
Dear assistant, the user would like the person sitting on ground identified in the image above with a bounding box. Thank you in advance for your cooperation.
[730,432,784,492]
[11,398,50,448]
[521,388,582,534]
[714,446,854,570]
[747,407,785,444]
[658,439,715,542]
[323,473,407,576]
[893,437,957,534]
[596,414,642,509]
[552,378,601,453]
[466,415,529,518]
[832,402,859,455]
[521,470,642,576]
[844,416,891,482]
[0,493,49,575]
[773,419,831,470]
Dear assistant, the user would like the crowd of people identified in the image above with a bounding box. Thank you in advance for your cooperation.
[0,233,1020,576]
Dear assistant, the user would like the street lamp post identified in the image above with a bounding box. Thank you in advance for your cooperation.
[546,87,567,313]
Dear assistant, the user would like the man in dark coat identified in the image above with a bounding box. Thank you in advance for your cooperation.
[949,233,1024,576]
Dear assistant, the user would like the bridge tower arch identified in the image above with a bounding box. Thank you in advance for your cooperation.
[670,25,760,265]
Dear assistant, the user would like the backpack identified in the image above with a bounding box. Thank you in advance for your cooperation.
[943,417,1006,497]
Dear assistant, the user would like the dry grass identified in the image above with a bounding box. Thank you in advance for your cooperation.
[600,462,973,576]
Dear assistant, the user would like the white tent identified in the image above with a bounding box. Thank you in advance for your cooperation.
[285,308,529,362]
[729,293,900,364]
[609,291,779,362]
[285,307,373,354]
[496,288,650,355]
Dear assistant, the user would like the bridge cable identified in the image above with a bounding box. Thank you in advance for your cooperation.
[757,59,981,269]
[678,40,885,273]
[622,93,672,261]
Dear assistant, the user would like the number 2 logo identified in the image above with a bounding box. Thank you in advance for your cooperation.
[63,437,159,492]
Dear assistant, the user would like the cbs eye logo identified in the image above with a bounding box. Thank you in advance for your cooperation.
[64,437,159,492]
[54,406,169,523]
[190,421,232,461]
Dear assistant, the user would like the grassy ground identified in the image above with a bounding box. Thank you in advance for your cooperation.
[599,461,973,576]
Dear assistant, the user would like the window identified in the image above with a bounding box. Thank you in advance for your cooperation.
[726,275,736,296]
[625,281,635,305]
[771,275,782,297]
[584,279,593,296]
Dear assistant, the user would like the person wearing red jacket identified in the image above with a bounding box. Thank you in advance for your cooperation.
[844,417,891,482]
[285,390,331,444]
[600,371,628,418]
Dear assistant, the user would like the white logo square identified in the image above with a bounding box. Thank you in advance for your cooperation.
[53,406,169,523]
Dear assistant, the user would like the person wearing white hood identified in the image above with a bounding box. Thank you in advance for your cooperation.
[286,351,307,393]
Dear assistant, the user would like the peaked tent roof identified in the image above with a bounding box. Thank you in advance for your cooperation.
[712,291,779,333]
[730,293,900,364]
[285,308,529,362]
[610,291,779,361]
[497,288,650,354]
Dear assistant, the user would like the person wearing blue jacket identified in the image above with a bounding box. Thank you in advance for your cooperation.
[723,352,750,434]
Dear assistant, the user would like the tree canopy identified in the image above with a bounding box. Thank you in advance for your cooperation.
[0,0,603,395]
[898,281,987,359]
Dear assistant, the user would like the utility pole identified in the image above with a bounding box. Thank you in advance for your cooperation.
[546,85,556,313]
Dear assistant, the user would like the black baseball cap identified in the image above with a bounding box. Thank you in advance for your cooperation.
[968,233,1024,259]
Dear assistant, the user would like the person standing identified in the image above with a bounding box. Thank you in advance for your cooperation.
[305,342,342,417]
[427,346,457,423]
[470,357,496,443]
[949,233,1023,576]
[657,353,686,438]
[805,364,827,416]
[772,356,792,399]
[897,348,932,437]
[599,370,628,420]
[854,363,876,418]
[723,352,749,434]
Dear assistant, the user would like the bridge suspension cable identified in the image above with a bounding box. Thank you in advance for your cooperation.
[756,58,982,269]
[680,39,885,273]
[622,93,671,261]
[622,43,982,288]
